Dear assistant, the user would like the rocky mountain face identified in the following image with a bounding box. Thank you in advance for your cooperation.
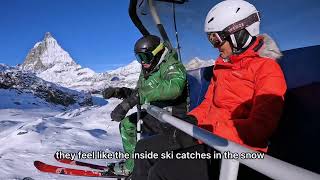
[0,64,92,106]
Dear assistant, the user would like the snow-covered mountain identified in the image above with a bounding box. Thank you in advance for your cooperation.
[185,57,215,70]
[20,32,141,91]
[20,33,107,91]
[20,32,217,93]
[108,60,141,88]
[22,32,76,72]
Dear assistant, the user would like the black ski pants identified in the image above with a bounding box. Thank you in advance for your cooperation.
[131,135,217,180]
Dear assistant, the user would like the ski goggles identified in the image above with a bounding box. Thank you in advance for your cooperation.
[135,43,164,64]
[207,12,260,48]
[207,32,227,48]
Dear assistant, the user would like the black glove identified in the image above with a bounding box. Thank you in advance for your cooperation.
[102,87,133,99]
[110,91,140,122]
[111,100,131,122]
[102,87,116,99]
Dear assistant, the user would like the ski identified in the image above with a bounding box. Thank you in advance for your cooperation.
[54,155,110,170]
[34,161,127,178]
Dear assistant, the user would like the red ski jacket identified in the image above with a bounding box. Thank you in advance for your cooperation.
[189,35,287,152]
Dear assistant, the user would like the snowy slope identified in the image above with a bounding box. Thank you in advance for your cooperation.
[0,90,136,180]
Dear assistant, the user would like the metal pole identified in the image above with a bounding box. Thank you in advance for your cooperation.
[219,159,240,180]
[137,104,142,141]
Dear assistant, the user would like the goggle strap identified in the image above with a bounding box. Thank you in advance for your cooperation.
[224,12,260,36]
[152,43,164,56]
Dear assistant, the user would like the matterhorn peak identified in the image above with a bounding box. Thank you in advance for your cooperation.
[21,32,76,72]
[45,32,52,39]
[43,32,58,48]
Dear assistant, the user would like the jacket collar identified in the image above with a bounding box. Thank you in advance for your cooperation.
[215,34,282,66]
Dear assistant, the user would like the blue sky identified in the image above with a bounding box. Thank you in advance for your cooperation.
[0,0,319,72]
[0,0,141,72]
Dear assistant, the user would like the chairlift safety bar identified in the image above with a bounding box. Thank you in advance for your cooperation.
[141,104,320,180]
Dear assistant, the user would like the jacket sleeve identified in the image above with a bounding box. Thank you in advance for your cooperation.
[226,60,287,147]
[139,63,186,104]
[188,78,215,125]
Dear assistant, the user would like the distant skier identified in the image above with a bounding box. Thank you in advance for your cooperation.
[133,0,287,180]
[102,35,195,176]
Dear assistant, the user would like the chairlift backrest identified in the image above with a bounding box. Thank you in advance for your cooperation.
[187,66,213,111]
[268,45,320,174]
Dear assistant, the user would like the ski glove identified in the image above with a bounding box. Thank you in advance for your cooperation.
[102,87,133,99]
[110,91,139,122]
[111,100,131,122]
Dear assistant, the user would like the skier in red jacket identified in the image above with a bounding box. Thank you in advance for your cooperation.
[188,0,287,152]
[135,1,287,180]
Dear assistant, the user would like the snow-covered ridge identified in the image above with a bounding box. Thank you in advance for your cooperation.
[0,63,12,71]
[109,60,141,76]
[185,57,215,70]
[107,60,141,88]
[0,66,92,107]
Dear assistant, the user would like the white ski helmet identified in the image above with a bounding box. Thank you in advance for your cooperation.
[204,0,260,51]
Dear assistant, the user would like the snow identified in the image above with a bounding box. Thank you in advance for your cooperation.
[0,64,12,72]
[0,89,136,180]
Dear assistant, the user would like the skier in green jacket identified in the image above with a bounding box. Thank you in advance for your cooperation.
[102,35,195,176]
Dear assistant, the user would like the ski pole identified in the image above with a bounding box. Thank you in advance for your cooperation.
[137,104,142,141]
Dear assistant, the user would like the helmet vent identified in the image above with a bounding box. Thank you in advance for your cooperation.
[236,8,240,13]
[208,17,214,23]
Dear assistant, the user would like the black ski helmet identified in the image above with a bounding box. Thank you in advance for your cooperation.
[134,35,165,77]
[134,35,161,54]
